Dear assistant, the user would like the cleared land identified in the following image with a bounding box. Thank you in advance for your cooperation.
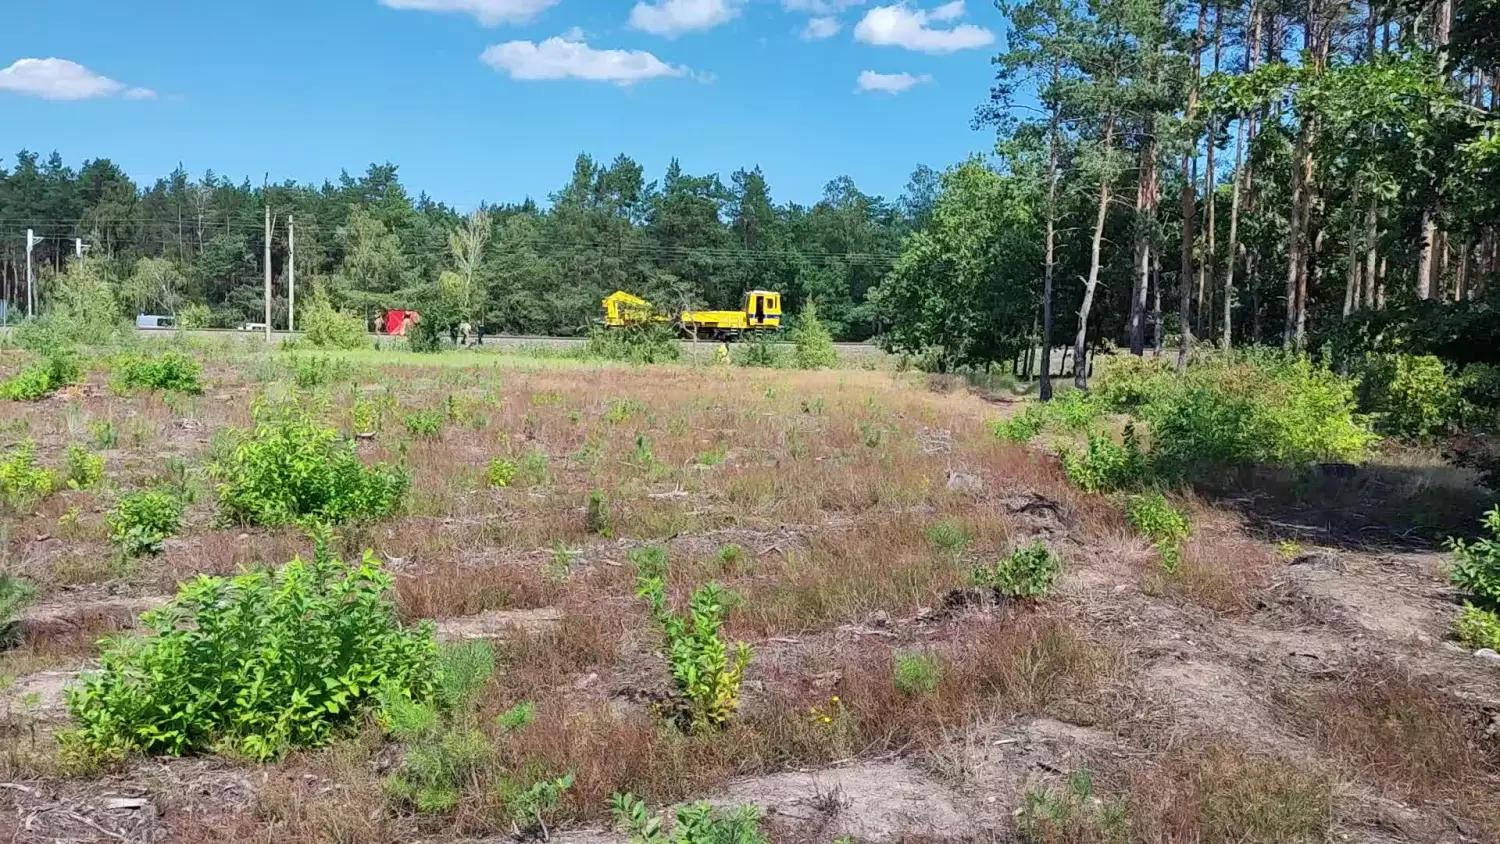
[1,341,1498,843]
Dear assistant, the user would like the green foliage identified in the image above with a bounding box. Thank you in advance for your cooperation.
[519,448,549,486]
[24,257,126,347]
[586,489,613,536]
[969,541,1062,599]
[635,553,751,732]
[214,401,409,527]
[604,397,650,424]
[1455,604,1500,651]
[65,538,438,761]
[402,409,445,439]
[611,793,766,844]
[1061,426,1149,494]
[991,404,1048,443]
[176,302,212,330]
[0,349,82,401]
[1048,390,1104,430]
[0,440,54,514]
[112,349,204,394]
[733,332,784,368]
[893,651,944,695]
[1448,507,1500,610]
[1358,354,1458,439]
[108,489,184,557]
[90,420,118,449]
[925,518,971,557]
[790,300,838,369]
[586,324,682,365]
[497,771,576,835]
[300,291,370,350]
[0,573,36,642]
[64,444,105,490]
[1016,769,1129,844]
[717,543,744,571]
[1125,492,1192,573]
[496,701,535,731]
[288,355,354,389]
[1091,355,1175,413]
[487,457,517,488]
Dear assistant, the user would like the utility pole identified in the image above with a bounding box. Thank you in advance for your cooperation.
[264,205,273,342]
[25,229,35,318]
[288,215,296,334]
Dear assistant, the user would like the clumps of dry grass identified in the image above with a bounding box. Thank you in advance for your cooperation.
[1287,662,1498,808]
[1151,510,1278,613]
[396,560,563,621]
[1127,743,1335,843]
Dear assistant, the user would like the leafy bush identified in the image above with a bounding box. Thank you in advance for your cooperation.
[402,409,444,439]
[112,350,204,394]
[893,651,944,695]
[1125,491,1192,573]
[1048,390,1104,430]
[0,440,54,514]
[108,489,184,557]
[381,641,499,813]
[970,541,1062,599]
[176,302,212,330]
[1455,604,1500,651]
[734,332,784,368]
[1458,363,1500,431]
[487,457,517,488]
[611,793,766,844]
[0,349,82,401]
[991,404,1047,443]
[288,355,354,389]
[1092,355,1174,412]
[790,299,838,369]
[214,402,409,527]
[1135,354,1376,472]
[635,552,751,732]
[585,324,681,365]
[1061,425,1149,493]
[300,291,369,350]
[1359,353,1458,439]
[64,444,105,490]
[65,539,439,761]
[586,489,614,536]
[1449,507,1500,609]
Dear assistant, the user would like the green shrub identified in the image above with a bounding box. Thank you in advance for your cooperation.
[1092,355,1174,412]
[585,324,681,365]
[1135,354,1375,472]
[734,333,784,368]
[1125,491,1192,573]
[64,444,105,490]
[586,489,613,537]
[65,538,438,761]
[381,641,499,813]
[1358,353,1457,439]
[0,440,54,513]
[0,349,82,401]
[1061,425,1149,493]
[112,350,204,394]
[925,518,971,557]
[0,573,36,643]
[635,553,751,732]
[108,489,184,557]
[214,402,409,527]
[300,292,369,350]
[893,651,944,695]
[611,793,766,844]
[1048,390,1103,430]
[1016,768,1129,844]
[289,355,354,389]
[176,302,212,330]
[1456,604,1500,651]
[487,458,517,488]
[991,404,1048,443]
[970,541,1062,599]
[1448,507,1500,609]
[402,410,444,439]
[790,300,838,370]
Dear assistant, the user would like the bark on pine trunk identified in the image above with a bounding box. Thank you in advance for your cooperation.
[1076,116,1116,391]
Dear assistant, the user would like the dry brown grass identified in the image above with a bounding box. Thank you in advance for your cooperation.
[395,559,563,621]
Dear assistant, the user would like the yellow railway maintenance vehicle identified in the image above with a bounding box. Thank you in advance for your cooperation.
[602,289,782,340]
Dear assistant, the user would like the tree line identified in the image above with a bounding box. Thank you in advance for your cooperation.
[0,153,935,340]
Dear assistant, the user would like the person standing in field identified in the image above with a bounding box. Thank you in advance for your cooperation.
[459,320,472,347]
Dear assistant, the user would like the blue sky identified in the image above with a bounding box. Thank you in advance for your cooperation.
[1,0,1008,208]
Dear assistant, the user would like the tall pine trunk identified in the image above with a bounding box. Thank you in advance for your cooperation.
[1130,130,1157,355]
[1041,64,1062,402]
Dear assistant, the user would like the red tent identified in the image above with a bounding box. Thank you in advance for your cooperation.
[383,310,419,335]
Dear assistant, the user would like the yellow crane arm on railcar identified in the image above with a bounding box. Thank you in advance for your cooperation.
[602,290,783,335]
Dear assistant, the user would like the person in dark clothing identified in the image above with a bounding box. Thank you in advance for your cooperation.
[449,324,459,346]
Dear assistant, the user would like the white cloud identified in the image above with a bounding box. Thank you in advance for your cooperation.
[0,58,155,101]
[629,0,742,37]
[481,32,692,85]
[379,0,560,26]
[801,16,841,39]
[782,0,865,12]
[856,69,931,94]
[853,2,995,54]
